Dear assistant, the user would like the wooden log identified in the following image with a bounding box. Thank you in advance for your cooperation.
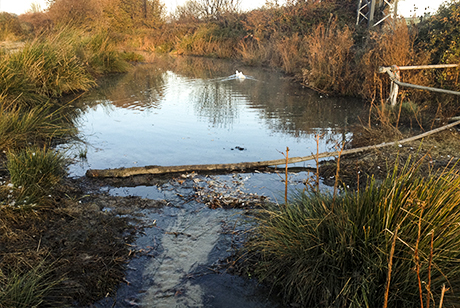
[86,120,460,178]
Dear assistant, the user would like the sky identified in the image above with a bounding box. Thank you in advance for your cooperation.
[0,0,449,17]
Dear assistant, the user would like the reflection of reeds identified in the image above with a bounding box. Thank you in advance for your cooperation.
[246,159,460,307]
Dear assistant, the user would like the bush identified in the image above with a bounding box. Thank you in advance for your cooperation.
[0,12,24,40]
[245,160,460,307]
[359,20,431,103]
[417,1,460,91]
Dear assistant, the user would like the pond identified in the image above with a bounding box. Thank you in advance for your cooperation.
[67,56,365,307]
[66,56,363,178]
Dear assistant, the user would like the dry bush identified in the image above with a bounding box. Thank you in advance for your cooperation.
[273,33,305,75]
[237,38,272,66]
[359,20,431,103]
[47,0,101,27]
[0,12,25,40]
[18,12,53,36]
[302,19,356,95]
[47,0,165,31]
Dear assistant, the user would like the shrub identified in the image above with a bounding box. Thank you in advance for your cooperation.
[0,12,24,40]
[417,1,460,91]
[359,20,431,103]
[245,160,460,307]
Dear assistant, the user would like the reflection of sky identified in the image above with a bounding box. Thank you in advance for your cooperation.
[66,61,359,177]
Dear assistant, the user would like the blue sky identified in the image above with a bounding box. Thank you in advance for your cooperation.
[0,0,448,17]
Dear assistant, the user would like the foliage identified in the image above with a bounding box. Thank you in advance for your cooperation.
[46,0,166,31]
[359,20,431,102]
[82,30,130,74]
[245,160,460,307]
[6,147,66,205]
[173,0,241,21]
[0,29,97,107]
[241,0,355,42]
[417,0,460,91]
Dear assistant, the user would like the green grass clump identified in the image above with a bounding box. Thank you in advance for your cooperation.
[0,260,59,308]
[6,147,66,205]
[0,103,76,152]
[6,33,96,102]
[83,31,130,75]
[246,160,460,307]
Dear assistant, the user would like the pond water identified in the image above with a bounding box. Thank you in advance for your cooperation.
[66,56,363,177]
[69,56,365,308]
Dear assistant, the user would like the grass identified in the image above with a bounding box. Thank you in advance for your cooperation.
[6,147,66,206]
[82,30,130,75]
[0,103,76,153]
[1,30,96,107]
[0,259,60,308]
[244,159,460,307]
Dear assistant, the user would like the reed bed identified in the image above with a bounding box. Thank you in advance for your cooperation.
[245,160,460,307]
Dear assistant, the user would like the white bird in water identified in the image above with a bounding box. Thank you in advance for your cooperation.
[236,70,246,79]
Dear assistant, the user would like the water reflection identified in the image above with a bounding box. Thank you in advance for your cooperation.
[66,56,364,176]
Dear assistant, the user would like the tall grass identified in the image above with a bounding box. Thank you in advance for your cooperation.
[0,27,134,108]
[82,30,130,75]
[245,159,460,307]
[4,30,96,105]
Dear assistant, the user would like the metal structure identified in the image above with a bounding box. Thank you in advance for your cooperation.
[356,0,399,27]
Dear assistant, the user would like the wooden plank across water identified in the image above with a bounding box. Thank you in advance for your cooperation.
[86,120,460,178]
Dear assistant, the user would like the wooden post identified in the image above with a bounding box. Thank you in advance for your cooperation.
[393,0,398,18]
[389,65,400,106]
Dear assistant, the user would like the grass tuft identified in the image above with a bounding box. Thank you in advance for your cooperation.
[0,103,76,153]
[0,259,59,308]
[245,159,460,307]
[6,147,66,205]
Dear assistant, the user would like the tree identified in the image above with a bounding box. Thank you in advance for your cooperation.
[174,0,241,20]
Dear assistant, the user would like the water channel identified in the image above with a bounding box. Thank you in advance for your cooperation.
[67,56,364,307]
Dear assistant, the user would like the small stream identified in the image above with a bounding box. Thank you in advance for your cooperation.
[66,56,364,307]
